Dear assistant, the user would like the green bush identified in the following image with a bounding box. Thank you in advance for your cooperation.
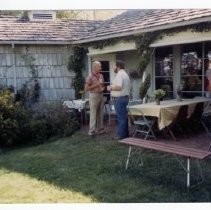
[0,87,80,147]
[15,106,34,144]
[0,89,20,146]
[29,119,51,143]
[32,102,80,138]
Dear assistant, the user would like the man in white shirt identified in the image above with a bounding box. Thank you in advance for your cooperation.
[107,60,131,140]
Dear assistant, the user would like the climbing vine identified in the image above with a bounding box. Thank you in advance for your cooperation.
[139,73,151,101]
[85,22,211,78]
[68,22,211,99]
[67,46,87,99]
[134,32,160,77]
[17,50,40,106]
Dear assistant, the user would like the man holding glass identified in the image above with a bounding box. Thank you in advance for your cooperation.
[85,61,105,136]
[107,60,131,140]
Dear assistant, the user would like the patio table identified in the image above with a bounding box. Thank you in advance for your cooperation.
[63,99,89,124]
[128,98,210,139]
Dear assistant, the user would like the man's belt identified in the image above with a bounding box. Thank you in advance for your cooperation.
[112,95,129,99]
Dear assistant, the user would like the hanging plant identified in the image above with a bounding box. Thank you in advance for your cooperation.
[67,46,87,99]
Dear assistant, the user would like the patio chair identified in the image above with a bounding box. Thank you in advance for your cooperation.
[127,108,156,140]
[105,99,116,125]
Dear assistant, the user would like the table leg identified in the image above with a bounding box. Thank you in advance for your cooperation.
[126,146,132,170]
[187,158,190,188]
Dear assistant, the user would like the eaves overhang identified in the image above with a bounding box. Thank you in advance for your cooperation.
[0,40,72,45]
[72,16,211,44]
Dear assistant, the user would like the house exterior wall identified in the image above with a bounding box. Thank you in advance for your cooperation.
[0,44,75,101]
[116,50,154,99]
[116,50,140,99]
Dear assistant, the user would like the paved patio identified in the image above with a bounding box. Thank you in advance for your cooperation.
[80,120,211,151]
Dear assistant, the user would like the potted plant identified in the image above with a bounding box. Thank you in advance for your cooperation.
[153,89,166,105]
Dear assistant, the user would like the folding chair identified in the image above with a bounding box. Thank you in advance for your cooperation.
[105,99,116,125]
[127,108,156,140]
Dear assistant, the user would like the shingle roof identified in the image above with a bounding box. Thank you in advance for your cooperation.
[76,9,211,43]
[0,16,101,43]
[0,9,211,44]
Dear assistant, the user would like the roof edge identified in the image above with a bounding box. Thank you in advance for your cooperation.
[73,16,211,44]
[0,41,72,45]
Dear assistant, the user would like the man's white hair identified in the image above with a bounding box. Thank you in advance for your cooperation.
[92,61,101,69]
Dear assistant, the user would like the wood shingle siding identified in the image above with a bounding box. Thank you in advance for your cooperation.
[0,45,75,101]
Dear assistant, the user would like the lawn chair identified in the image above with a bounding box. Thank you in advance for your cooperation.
[105,99,116,125]
[127,108,156,140]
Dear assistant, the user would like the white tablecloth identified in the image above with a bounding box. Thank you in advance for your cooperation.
[129,98,210,130]
[63,99,89,111]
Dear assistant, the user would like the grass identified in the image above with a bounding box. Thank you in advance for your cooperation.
[0,132,210,203]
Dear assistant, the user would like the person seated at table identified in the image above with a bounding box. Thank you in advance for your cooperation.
[84,61,106,136]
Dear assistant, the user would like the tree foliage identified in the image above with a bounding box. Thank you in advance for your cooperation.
[67,46,87,99]
[56,11,80,19]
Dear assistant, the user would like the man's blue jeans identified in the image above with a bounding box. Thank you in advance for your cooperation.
[114,96,129,139]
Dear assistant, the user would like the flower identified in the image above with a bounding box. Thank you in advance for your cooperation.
[153,89,166,100]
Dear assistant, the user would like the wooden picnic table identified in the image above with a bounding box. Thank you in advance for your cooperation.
[119,137,211,188]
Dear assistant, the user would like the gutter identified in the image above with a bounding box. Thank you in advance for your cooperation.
[0,41,71,45]
[72,16,211,44]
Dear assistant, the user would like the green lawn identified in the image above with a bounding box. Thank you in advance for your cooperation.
[0,132,210,203]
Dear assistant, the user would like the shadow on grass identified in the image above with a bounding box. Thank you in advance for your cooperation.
[0,132,211,202]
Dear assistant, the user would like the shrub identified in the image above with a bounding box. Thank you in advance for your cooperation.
[0,89,19,146]
[29,119,51,144]
[0,87,80,147]
[32,102,80,138]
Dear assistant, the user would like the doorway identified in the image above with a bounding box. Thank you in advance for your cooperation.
[90,53,116,103]
[101,61,110,103]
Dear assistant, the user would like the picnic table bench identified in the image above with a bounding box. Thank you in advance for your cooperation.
[119,138,211,188]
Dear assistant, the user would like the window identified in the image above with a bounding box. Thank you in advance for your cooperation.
[155,47,173,98]
[180,42,211,98]
[154,42,211,98]
[180,43,203,98]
